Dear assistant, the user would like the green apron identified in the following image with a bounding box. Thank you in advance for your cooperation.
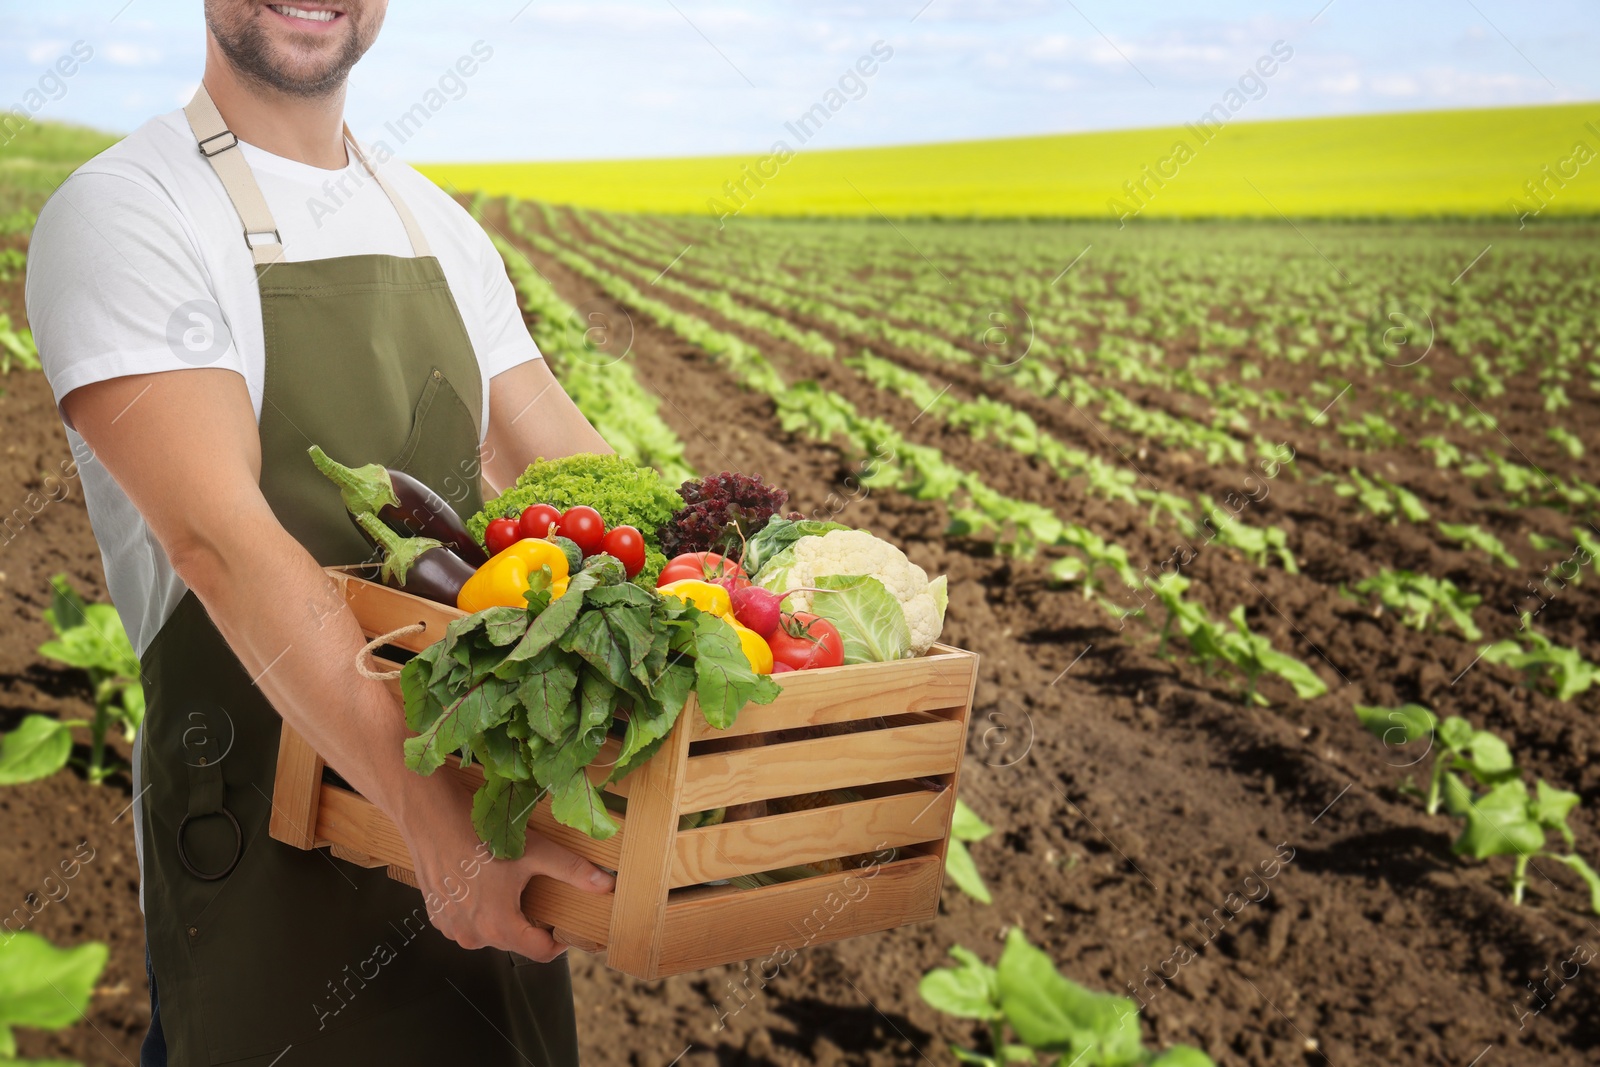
[133,86,579,1066]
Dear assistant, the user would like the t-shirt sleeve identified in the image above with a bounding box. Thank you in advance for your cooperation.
[25,171,247,428]
[467,216,543,382]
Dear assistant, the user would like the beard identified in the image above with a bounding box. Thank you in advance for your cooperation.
[207,4,376,99]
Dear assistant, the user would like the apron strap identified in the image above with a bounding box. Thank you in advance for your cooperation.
[182,84,432,264]
[345,130,433,258]
[183,86,284,266]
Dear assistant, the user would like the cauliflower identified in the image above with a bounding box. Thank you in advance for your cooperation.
[757,529,949,656]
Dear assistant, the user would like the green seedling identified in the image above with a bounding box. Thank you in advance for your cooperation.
[919,929,1215,1067]
[0,931,109,1058]
[1335,469,1429,523]
[1148,576,1325,705]
[1547,426,1584,460]
[1355,704,1600,913]
[1437,522,1519,569]
[0,313,40,374]
[36,575,144,784]
[1482,615,1600,701]
[944,798,995,905]
[1352,569,1482,640]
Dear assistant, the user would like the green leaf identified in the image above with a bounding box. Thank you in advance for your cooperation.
[477,722,532,781]
[470,774,546,859]
[918,944,1002,1020]
[403,679,512,775]
[0,932,109,1035]
[516,648,581,744]
[996,928,1142,1061]
[1553,854,1600,914]
[1453,780,1545,860]
[1532,780,1581,846]
[945,839,993,904]
[1354,703,1436,748]
[561,605,651,694]
[0,716,75,785]
[691,612,781,729]
[1437,715,1475,753]
[1460,729,1516,784]
[809,574,912,664]
[951,798,994,843]
[1149,1047,1218,1067]
[547,769,619,840]
[502,567,605,666]
[481,606,531,647]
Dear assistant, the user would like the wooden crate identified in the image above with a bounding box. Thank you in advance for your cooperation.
[270,571,979,980]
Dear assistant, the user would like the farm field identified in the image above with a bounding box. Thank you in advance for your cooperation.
[4,122,1600,1065]
[419,101,1600,219]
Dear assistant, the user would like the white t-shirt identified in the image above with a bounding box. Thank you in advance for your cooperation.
[27,109,539,657]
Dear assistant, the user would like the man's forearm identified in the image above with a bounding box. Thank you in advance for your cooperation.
[174,511,451,824]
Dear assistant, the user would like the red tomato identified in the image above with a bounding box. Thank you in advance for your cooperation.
[554,505,606,557]
[601,526,646,578]
[518,503,562,541]
[656,552,745,587]
[484,517,521,555]
[768,612,845,671]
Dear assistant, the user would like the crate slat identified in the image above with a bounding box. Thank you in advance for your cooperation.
[604,712,691,976]
[331,570,462,650]
[314,781,624,872]
[654,854,943,977]
[669,787,954,888]
[686,647,976,741]
[677,718,965,811]
[522,876,613,950]
[269,725,325,849]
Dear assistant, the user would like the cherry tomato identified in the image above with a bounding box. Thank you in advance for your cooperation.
[555,505,606,557]
[484,517,521,555]
[656,552,745,587]
[601,525,646,577]
[768,612,845,671]
[518,503,562,541]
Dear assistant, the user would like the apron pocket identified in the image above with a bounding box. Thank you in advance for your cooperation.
[388,365,481,516]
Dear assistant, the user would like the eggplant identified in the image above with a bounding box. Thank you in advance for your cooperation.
[309,445,489,566]
[353,512,476,607]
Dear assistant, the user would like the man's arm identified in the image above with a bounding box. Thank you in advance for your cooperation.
[64,367,612,960]
[480,359,613,493]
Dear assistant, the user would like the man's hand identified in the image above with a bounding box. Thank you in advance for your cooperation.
[62,367,610,956]
[401,774,614,962]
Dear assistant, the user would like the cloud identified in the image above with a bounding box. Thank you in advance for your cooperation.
[104,43,163,67]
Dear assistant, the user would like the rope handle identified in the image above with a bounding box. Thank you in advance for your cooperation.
[356,623,426,681]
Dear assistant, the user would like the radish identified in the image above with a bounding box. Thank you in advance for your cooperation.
[730,585,784,637]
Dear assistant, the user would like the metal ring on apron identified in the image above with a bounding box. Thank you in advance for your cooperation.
[176,807,243,881]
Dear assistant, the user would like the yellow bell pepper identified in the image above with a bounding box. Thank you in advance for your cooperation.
[730,621,773,675]
[457,538,570,613]
[656,578,732,619]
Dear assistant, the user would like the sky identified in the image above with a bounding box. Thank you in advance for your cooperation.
[2,0,1596,162]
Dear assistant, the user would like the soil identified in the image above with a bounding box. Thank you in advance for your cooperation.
[5,206,1599,1066]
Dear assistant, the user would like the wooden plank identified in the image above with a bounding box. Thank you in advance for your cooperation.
[313,781,624,873]
[669,787,953,888]
[653,854,942,977]
[268,722,325,850]
[604,715,691,977]
[678,719,965,811]
[688,647,977,741]
[928,643,981,883]
[329,570,465,651]
[522,877,613,950]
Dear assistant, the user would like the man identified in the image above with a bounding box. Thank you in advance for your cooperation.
[27,3,615,1064]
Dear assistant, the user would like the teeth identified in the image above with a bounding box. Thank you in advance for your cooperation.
[271,5,337,21]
